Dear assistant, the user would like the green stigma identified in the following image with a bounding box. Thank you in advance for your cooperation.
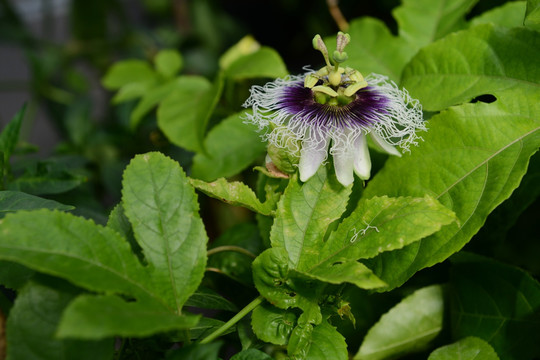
[306,32,368,106]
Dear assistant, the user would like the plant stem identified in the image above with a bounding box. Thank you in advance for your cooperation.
[199,296,264,344]
[327,0,349,31]
[207,245,257,259]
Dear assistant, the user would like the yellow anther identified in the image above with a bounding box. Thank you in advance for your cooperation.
[344,80,368,97]
[312,85,338,97]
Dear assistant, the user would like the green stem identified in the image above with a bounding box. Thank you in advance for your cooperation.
[199,296,264,344]
[207,245,257,259]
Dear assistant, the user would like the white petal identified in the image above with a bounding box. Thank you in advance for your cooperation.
[353,134,372,180]
[369,132,401,157]
[333,152,354,186]
[299,135,329,182]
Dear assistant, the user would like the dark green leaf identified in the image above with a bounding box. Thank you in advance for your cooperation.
[185,287,237,312]
[355,285,444,360]
[0,191,73,218]
[57,294,199,339]
[251,301,297,345]
[393,0,478,49]
[306,321,348,360]
[166,341,222,360]
[271,167,352,269]
[401,25,539,111]
[304,196,455,289]
[0,210,163,306]
[0,104,25,172]
[7,176,84,195]
[525,0,540,30]
[191,111,266,181]
[190,177,274,216]
[0,261,33,290]
[122,152,208,313]
[450,255,540,360]
[469,2,526,28]
[230,348,272,360]
[363,98,540,289]
[428,336,499,360]
[6,281,113,360]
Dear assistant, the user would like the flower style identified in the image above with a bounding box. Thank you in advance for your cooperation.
[243,32,426,186]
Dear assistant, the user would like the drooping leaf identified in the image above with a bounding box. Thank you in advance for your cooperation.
[0,191,74,218]
[303,196,455,289]
[155,49,183,78]
[122,152,208,313]
[428,336,499,360]
[156,76,214,153]
[6,281,114,360]
[190,177,274,216]
[401,24,539,111]
[0,210,161,305]
[224,47,288,80]
[57,294,199,339]
[271,167,352,268]
[251,301,297,345]
[450,255,540,360]
[191,111,266,181]
[325,17,416,82]
[393,0,478,49]
[525,0,540,30]
[469,2,526,29]
[306,321,348,360]
[363,98,540,289]
[355,285,444,360]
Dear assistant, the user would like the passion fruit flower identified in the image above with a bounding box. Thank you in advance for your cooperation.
[243,32,426,186]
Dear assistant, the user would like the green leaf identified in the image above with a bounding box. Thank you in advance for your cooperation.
[230,348,272,360]
[7,175,84,195]
[122,152,208,313]
[129,79,184,129]
[401,25,539,111]
[166,342,223,360]
[325,18,416,82]
[355,285,444,360]
[191,111,266,181]
[207,223,264,286]
[363,98,540,289]
[224,47,287,79]
[57,294,199,339]
[0,261,34,290]
[190,177,274,216]
[469,2,526,29]
[251,302,297,345]
[6,281,114,360]
[185,287,237,312]
[187,317,234,340]
[155,49,183,78]
[0,104,25,172]
[304,196,455,289]
[271,167,352,269]
[0,210,160,304]
[428,336,499,360]
[157,75,222,153]
[102,60,155,89]
[525,0,540,30]
[450,255,540,360]
[0,191,74,218]
[306,321,348,360]
[219,35,261,70]
[393,0,478,49]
